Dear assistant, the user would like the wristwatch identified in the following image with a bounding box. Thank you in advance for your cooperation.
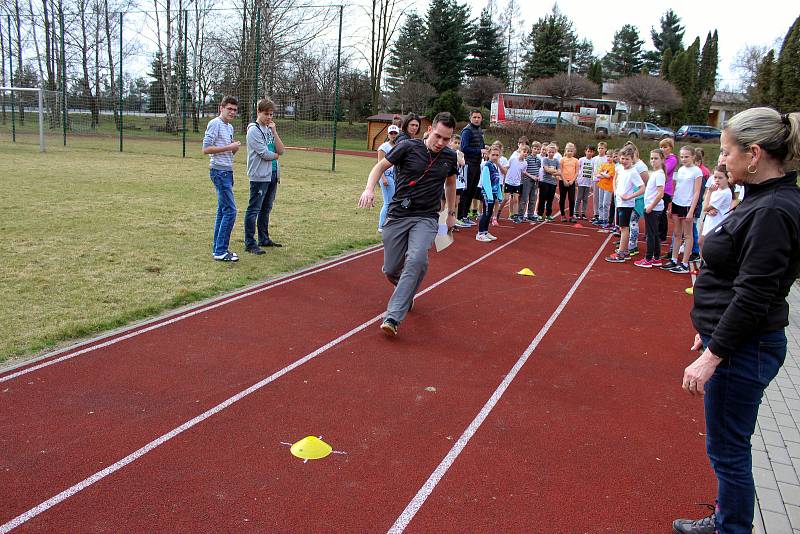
[448,211,456,217]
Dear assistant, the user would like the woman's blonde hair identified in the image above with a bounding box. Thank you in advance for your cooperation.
[725,107,800,163]
[659,137,674,150]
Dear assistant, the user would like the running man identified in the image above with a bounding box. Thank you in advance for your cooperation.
[358,112,459,337]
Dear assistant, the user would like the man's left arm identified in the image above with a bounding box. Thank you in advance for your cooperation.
[444,174,457,231]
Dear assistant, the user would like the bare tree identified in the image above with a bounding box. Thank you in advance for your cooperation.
[361,0,407,113]
[528,73,598,125]
[396,80,435,114]
[616,74,681,124]
[462,75,505,108]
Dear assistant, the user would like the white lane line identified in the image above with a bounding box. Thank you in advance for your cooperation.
[1,245,384,383]
[387,233,613,534]
[0,222,548,533]
[549,230,589,237]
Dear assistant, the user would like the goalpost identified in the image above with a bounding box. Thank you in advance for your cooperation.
[0,87,45,153]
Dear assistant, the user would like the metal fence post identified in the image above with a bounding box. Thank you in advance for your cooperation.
[119,12,123,152]
[8,15,15,143]
[182,9,187,158]
[331,5,342,172]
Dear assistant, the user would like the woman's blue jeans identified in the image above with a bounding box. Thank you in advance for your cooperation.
[701,331,787,533]
[379,174,395,230]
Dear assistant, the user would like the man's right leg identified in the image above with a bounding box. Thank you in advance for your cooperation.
[383,217,437,324]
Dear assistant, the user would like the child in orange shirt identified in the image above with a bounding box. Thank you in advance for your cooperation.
[559,142,579,222]
[595,149,617,228]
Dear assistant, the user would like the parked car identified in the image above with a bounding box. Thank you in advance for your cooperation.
[619,121,674,139]
[676,124,722,142]
[532,115,592,133]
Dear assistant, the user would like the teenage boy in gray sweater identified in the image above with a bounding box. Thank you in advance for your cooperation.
[244,98,285,254]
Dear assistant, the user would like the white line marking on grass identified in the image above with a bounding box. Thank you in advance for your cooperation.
[387,233,613,534]
[549,230,589,237]
[0,223,549,533]
[0,245,384,383]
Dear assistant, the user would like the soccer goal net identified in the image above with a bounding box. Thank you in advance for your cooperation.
[0,87,46,152]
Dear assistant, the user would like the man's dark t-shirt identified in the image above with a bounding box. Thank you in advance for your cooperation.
[385,139,458,220]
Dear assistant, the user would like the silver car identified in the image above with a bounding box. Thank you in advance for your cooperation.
[619,121,674,140]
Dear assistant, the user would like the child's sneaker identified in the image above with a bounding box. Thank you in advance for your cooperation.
[546,216,555,221]
[569,216,577,223]
[650,258,663,267]
[660,259,678,270]
[634,258,653,268]
[670,263,690,274]
[491,218,499,226]
[455,218,470,228]
[605,252,627,263]
[475,232,492,242]
[628,248,639,257]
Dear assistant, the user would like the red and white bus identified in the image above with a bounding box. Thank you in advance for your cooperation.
[490,92,629,136]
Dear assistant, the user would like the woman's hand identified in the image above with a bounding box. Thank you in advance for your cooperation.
[682,336,722,396]
[707,207,718,216]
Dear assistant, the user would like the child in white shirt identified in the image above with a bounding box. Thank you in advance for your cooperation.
[605,145,644,263]
[701,164,733,240]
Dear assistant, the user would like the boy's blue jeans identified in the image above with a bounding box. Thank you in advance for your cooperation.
[210,169,237,256]
[244,172,278,249]
[379,174,395,230]
[701,331,786,533]
[692,219,700,254]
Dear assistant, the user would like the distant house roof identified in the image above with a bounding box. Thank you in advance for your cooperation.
[712,91,748,105]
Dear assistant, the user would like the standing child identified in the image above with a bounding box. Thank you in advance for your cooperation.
[559,142,579,222]
[505,144,527,222]
[700,164,733,241]
[605,145,645,263]
[538,143,560,221]
[690,147,711,261]
[519,141,542,222]
[476,146,502,242]
[575,145,595,220]
[626,142,650,256]
[491,141,509,224]
[452,134,474,229]
[661,145,703,273]
[203,95,241,262]
[634,149,666,268]
[595,149,616,228]
[591,142,609,223]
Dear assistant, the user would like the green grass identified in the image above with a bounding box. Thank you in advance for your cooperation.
[0,139,379,363]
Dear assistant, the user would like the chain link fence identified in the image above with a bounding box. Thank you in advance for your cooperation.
[0,2,356,168]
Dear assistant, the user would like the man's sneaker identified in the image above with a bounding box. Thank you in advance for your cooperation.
[213,251,239,262]
[628,248,639,257]
[661,259,678,270]
[485,232,498,240]
[605,252,627,263]
[688,252,701,262]
[380,318,398,337]
[670,263,690,274]
[672,505,716,534]
[245,246,266,255]
[476,233,492,242]
[650,258,663,267]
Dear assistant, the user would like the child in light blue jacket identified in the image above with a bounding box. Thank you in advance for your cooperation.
[476,146,503,242]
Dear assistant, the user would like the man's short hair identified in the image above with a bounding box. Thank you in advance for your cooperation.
[470,109,482,116]
[432,112,456,130]
[257,98,275,113]
[220,95,238,108]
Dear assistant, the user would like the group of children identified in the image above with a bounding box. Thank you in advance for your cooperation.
[437,134,737,273]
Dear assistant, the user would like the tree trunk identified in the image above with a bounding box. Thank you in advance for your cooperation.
[79,0,96,128]
[103,0,119,130]
[14,0,25,124]
[93,4,101,128]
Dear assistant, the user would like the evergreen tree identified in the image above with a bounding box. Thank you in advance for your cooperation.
[572,38,596,76]
[660,48,673,80]
[603,24,645,79]
[518,5,576,82]
[468,8,507,81]
[587,60,603,90]
[669,37,700,124]
[753,49,776,107]
[147,54,167,114]
[428,89,467,121]
[651,9,685,56]
[697,30,719,117]
[422,0,474,93]
[385,13,429,96]
[775,14,800,112]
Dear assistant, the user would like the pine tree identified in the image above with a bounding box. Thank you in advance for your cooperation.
[603,24,645,79]
[572,38,596,76]
[518,5,576,83]
[753,49,776,107]
[775,14,800,112]
[468,7,507,81]
[652,9,685,56]
[697,30,719,118]
[660,48,673,80]
[422,0,474,93]
[669,37,700,124]
[587,60,603,90]
[385,13,429,95]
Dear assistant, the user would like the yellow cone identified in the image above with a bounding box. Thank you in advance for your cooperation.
[685,287,694,295]
[517,268,535,276]
[290,436,333,460]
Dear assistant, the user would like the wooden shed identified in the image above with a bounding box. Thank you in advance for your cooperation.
[365,113,431,151]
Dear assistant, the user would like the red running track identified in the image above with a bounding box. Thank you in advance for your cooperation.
[0,217,713,532]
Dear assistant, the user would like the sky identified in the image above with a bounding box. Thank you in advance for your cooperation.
[414,0,796,91]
